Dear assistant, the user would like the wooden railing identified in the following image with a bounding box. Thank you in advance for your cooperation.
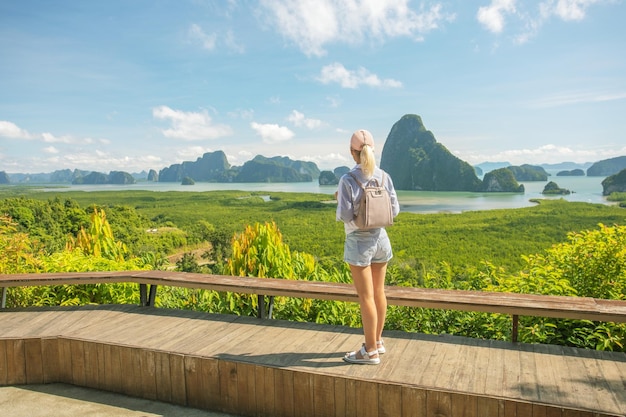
[2,270,626,343]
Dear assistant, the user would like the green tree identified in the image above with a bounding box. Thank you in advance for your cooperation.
[68,207,129,262]
[228,221,295,279]
[483,224,626,350]
[0,215,41,273]
[176,252,202,273]
[491,224,626,300]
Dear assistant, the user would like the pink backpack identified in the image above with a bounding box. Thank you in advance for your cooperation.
[349,172,394,229]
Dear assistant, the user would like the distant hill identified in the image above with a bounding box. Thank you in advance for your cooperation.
[476,162,591,176]
[3,169,91,184]
[506,164,549,181]
[318,171,338,185]
[602,168,626,195]
[72,170,136,185]
[542,181,571,195]
[159,151,232,182]
[587,156,626,177]
[147,169,158,181]
[475,162,511,174]
[319,166,350,186]
[541,162,592,171]
[480,168,524,193]
[557,169,585,176]
[234,155,316,182]
[158,151,318,183]
[380,114,482,191]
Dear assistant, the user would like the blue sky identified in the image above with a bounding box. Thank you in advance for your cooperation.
[1,0,625,174]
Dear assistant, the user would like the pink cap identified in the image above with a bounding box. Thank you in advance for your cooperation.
[350,129,375,151]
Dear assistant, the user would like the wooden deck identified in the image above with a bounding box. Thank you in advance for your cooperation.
[1,305,624,417]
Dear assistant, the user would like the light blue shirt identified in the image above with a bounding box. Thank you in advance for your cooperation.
[336,165,400,234]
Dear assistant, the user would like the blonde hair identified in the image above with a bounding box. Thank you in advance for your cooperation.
[359,144,376,179]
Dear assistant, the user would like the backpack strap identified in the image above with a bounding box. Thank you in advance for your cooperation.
[348,172,364,189]
[348,171,384,188]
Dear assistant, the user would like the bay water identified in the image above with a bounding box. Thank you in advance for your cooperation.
[37,171,612,214]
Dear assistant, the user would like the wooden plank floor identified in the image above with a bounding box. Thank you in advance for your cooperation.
[1,305,625,416]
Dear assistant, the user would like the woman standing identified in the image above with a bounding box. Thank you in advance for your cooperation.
[336,129,400,365]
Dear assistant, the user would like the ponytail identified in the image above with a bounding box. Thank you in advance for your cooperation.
[359,144,376,179]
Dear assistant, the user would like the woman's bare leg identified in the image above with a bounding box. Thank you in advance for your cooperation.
[371,262,388,342]
[349,264,379,357]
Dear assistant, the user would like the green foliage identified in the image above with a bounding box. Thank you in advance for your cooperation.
[607,192,626,202]
[2,189,626,351]
[0,215,42,273]
[228,221,294,279]
[481,224,626,350]
[10,247,147,307]
[176,252,202,273]
[68,207,129,261]
[0,197,90,252]
[1,209,150,308]
[225,221,303,317]
[606,192,626,210]
[390,199,625,272]
[526,224,625,299]
[12,189,623,272]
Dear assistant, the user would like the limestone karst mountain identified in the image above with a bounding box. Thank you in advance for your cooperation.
[380,114,482,191]
[587,156,626,177]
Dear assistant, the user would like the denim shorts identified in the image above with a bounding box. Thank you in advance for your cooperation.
[343,228,393,267]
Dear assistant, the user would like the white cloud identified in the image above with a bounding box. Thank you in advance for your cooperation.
[45,151,133,171]
[478,0,609,43]
[250,122,295,143]
[189,24,245,53]
[317,63,402,89]
[530,90,626,108]
[259,0,453,56]
[287,110,322,129]
[0,121,113,152]
[544,0,603,21]
[176,145,214,160]
[0,121,33,139]
[477,0,517,33]
[189,23,217,50]
[153,106,233,140]
[225,149,254,167]
[227,108,255,119]
[223,29,246,53]
[43,146,59,154]
[301,151,350,169]
[460,143,626,165]
[42,132,72,144]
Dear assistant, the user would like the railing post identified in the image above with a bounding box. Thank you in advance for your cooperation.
[268,296,274,319]
[148,285,158,307]
[139,284,147,306]
[512,314,519,343]
[257,295,265,318]
[1,287,6,309]
[257,295,275,319]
